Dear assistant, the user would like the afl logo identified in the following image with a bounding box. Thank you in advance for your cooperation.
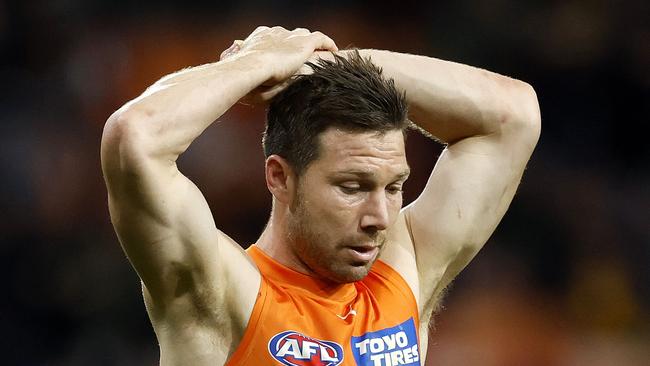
[268,330,344,365]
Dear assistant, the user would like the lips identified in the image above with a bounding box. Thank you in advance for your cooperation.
[346,245,379,263]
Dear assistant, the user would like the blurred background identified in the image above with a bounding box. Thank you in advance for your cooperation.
[1,0,648,365]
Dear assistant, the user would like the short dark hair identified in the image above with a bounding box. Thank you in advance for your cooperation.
[262,50,409,175]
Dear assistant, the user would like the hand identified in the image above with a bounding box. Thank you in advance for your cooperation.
[219,26,338,104]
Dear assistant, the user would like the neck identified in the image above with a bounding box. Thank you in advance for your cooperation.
[256,202,302,272]
[256,215,284,259]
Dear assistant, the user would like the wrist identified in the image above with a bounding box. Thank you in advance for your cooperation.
[223,50,273,81]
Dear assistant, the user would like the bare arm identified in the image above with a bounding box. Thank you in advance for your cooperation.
[101,27,337,331]
[352,50,541,316]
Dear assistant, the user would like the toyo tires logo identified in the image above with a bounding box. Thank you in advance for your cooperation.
[268,330,344,366]
[351,318,420,365]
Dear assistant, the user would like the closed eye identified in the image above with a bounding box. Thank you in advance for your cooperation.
[386,185,403,194]
[339,185,360,194]
[338,182,368,194]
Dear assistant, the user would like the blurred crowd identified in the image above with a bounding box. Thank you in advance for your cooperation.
[1,0,648,365]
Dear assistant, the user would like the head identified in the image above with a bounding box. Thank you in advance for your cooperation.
[262,51,410,283]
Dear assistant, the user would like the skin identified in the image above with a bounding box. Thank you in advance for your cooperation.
[268,128,410,284]
[101,26,540,365]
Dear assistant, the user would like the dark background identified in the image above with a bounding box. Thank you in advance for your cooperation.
[1,0,648,365]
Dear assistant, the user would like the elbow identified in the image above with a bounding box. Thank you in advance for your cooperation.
[521,82,542,131]
[102,108,149,154]
[101,107,155,175]
[501,81,541,149]
[103,107,148,147]
[521,82,542,146]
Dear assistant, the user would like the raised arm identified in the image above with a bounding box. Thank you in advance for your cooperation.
[351,50,541,316]
[100,27,337,332]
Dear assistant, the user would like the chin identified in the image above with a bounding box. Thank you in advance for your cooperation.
[326,264,372,284]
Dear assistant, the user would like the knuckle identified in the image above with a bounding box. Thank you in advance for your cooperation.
[249,26,270,38]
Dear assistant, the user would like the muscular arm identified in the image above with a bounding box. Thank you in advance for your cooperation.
[351,50,541,316]
[102,50,266,303]
[100,27,337,350]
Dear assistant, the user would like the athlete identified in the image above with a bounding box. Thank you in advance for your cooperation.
[101,26,540,365]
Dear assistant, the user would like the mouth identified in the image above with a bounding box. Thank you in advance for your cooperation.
[346,245,380,264]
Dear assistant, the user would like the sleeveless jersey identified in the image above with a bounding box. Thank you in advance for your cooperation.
[225,245,421,365]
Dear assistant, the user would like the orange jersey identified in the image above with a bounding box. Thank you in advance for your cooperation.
[226,245,421,365]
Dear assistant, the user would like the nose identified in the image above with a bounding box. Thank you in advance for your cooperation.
[359,190,390,232]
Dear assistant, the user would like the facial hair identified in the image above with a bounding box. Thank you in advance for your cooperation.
[286,185,385,284]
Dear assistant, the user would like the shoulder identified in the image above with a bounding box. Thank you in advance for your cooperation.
[379,211,423,309]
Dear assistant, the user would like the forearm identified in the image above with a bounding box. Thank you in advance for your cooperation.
[356,49,540,143]
[103,51,270,163]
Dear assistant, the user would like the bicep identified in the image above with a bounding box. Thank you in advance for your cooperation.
[404,132,535,308]
[104,151,256,306]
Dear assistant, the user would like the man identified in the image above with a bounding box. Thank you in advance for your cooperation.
[101,26,540,365]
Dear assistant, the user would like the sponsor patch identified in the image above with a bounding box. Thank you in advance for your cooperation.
[351,318,420,366]
[268,330,344,366]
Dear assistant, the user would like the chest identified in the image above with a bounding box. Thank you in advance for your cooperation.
[228,279,423,365]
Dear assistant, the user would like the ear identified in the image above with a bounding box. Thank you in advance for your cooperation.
[265,155,297,204]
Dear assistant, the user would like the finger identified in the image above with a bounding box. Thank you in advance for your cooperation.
[309,31,338,52]
[270,25,288,33]
[251,26,270,35]
[219,40,242,60]
[219,43,235,60]
[296,62,314,76]
[258,81,290,101]
[241,79,292,105]
[292,27,311,35]
[244,26,270,42]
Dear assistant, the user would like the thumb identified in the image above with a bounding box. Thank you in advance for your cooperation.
[220,40,244,61]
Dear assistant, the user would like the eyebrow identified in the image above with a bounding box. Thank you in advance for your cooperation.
[334,168,411,180]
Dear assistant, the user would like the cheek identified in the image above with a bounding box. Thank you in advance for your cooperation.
[388,194,404,219]
[307,189,359,230]
[330,189,364,218]
[389,193,403,210]
[314,186,356,210]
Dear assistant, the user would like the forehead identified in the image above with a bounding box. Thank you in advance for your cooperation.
[310,128,408,176]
